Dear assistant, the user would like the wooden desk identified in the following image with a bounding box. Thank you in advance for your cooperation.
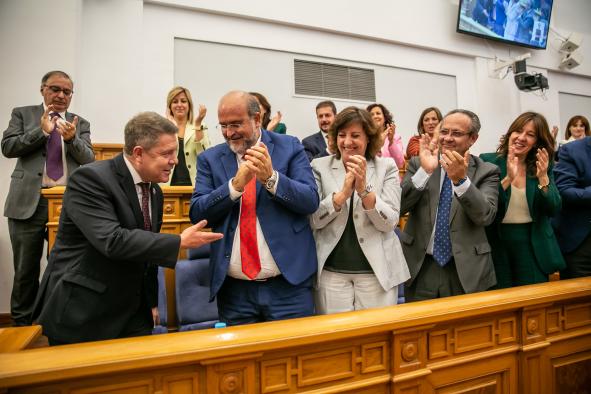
[41,185,194,331]
[0,326,41,353]
[1,278,590,393]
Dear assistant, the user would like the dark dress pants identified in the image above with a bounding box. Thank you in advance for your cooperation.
[8,196,48,326]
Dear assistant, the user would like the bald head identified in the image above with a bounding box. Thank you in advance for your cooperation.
[217,90,262,155]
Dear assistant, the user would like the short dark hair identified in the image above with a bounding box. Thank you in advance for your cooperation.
[565,115,590,139]
[249,92,271,128]
[497,111,555,175]
[328,106,381,160]
[445,109,481,135]
[316,100,336,115]
[417,107,443,135]
[41,70,72,86]
[124,112,178,155]
[366,103,393,129]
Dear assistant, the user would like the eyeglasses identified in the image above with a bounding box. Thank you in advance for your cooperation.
[44,85,73,97]
[216,122,244,132]
[439,128,471,138]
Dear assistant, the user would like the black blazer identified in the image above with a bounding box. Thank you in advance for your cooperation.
[302,131,328,161]
[34,154,180,343]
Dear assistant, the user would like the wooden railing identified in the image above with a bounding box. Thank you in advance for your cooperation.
[1,278,590,393]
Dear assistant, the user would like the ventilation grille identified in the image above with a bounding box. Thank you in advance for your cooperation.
[294,59,376,102]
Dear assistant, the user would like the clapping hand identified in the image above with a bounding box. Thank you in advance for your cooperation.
[440,149,469,184]
[419,122,440,174]
[267,111,282,131]
[535,147,550,186]
[244,143,274,184]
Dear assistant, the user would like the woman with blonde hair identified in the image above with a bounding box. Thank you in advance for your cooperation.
[165,86,211,186]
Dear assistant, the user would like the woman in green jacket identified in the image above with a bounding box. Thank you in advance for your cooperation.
[480,112,565,288]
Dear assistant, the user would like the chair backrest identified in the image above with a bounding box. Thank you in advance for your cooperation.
[175,258,219,331]
[152,266,168,334]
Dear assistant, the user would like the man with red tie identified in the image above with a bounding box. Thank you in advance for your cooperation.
[1,71,95,326]
[190,91,319,325]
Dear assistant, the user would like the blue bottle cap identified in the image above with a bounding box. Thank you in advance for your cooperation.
[214,322,227,328]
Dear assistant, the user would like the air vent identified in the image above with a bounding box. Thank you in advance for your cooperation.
[294,59,376,102]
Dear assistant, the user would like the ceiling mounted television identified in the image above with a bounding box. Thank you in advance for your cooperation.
[457,0,554,50]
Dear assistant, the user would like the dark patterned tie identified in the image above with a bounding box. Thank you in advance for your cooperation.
[433,172,453,266]
[46,112,64,180]
[240,178,261,279]
[139,182,152,231]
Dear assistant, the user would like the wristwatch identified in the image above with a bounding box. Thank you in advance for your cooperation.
[358,184,373,199]
[264,171,278,191]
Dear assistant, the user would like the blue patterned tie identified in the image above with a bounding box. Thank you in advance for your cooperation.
[433,172,453,266]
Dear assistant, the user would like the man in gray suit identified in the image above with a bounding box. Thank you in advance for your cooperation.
[1,70,95,326]
[400,109,499,301]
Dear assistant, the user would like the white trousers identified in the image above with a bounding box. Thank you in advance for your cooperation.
[315,270,399,315]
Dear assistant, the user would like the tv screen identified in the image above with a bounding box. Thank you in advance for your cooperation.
[457,0,553,50]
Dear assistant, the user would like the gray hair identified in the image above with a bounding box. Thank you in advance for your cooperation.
[445,109,481,135]
[124,112,178,155]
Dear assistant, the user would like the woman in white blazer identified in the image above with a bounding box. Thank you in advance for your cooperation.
[165,86,211,186]
[310,107,410,314]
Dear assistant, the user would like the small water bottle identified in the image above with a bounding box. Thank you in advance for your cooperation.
[214,322,226,329]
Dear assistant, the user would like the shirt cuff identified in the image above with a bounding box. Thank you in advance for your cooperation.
[411,167,431,190]
[453,177,471,197]
[228,178,244,201]
[267,171,279,195]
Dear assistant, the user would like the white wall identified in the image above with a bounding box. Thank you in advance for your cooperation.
[1,0,591,314]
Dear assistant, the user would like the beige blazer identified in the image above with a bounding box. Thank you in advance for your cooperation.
[164,123,211,186]
[310,155,410,291]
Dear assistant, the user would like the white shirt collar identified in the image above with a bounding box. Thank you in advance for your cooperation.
[123,155,149,186]
[42,103,66,118]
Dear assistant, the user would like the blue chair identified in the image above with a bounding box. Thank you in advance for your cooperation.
[152,266,168,334]
[175,244,219,331]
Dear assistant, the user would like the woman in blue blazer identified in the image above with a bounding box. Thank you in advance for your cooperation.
[480,112,565,288]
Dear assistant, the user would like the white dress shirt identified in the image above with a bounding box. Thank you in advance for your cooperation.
[226,136,281,280]
[123,155,152,220]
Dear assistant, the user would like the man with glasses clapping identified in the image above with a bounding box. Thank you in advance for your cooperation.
[1,70,94,326]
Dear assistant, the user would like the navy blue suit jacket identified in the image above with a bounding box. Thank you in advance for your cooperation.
[190,130,319,299]
[302,131,328,161]
[553,136,591,253]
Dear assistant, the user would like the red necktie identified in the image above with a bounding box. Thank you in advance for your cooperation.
[139,182,152,231]
[240,178,261,279]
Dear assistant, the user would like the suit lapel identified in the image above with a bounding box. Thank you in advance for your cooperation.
[220,146,238,183]
[355,159,376,209]
[331,158,347,207]
[429,166,442,226]
[113,154,145,229]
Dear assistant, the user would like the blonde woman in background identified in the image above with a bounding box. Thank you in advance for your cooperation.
[165,86,211,186]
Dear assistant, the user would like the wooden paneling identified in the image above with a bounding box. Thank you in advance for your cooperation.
[92,143,123,161]
[0,278,590,393]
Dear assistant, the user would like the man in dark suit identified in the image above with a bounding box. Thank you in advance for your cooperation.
[302,100,336,161]
[190,91,319,325]
[400,109,499,301]
[34,112,223,345]
[553,136,591,278]
[1,70,95,326]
